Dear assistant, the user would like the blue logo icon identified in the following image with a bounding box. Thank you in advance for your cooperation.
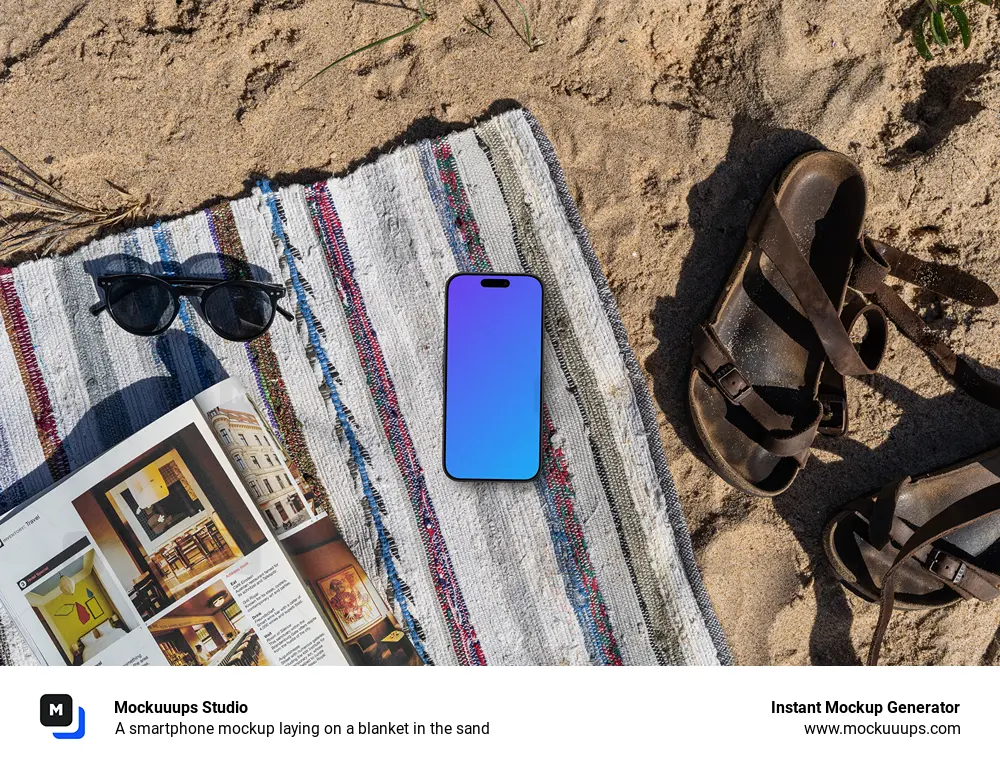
[40,695,86,739]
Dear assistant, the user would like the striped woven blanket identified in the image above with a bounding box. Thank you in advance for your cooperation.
[0,109,729,665]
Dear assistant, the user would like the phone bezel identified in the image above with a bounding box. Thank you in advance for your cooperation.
[442,272,544,482]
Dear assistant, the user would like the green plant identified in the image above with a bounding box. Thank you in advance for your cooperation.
[0,147,147,261]
[512,0,543,49]
[301,0,433,87]
[493,0,544,50]
[302,0,544,86]
[912,0,993,60]
[463,15,493,37]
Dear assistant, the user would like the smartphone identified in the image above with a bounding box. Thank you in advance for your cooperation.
[443,274,543,481]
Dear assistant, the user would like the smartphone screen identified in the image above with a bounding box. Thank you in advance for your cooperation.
[444,274,543,481]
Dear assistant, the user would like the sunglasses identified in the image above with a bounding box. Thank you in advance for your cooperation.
[91,274,294,342]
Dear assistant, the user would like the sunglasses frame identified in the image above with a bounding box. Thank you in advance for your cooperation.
[91,274,293,342]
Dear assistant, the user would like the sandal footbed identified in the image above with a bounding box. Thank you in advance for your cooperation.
[689,150,867,496]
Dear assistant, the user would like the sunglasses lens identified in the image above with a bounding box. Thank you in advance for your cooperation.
[202,283,275,341]
[105,276,176,334]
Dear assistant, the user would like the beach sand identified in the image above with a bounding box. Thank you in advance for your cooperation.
[2,0,999,664]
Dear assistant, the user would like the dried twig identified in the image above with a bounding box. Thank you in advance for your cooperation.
[0,147,149,261]
[493,0,544,50]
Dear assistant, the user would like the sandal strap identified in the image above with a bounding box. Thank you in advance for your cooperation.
[919,549,1000,602]
[867,477,909,549]
[692,323,821,459]
[866,480,1000,601]
[749,201,880,378]
[817,294,889,436]
[854,238,1000,410]
[863,238,999,308]
[893,519,1000,602]
[874,284,1000,409]
[867,481,1000,665]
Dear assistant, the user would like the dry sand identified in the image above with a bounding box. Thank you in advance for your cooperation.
[2,0,1000,665]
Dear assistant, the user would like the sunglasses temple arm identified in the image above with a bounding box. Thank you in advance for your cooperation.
[276,304,294,322]
[90,302,107,317]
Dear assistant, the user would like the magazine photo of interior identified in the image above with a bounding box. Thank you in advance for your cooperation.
[21,545,133,666]
[149,580,268,666]
[72,423,267,622]
[204,398,320,536]
[284,516,421,666]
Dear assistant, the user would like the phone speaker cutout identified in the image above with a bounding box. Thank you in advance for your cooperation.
[481,278,510,288]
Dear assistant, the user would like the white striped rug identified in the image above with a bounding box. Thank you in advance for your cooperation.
[0,109,729,665]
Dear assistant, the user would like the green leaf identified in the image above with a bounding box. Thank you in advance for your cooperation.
[913,15,935,59]
[947,3,972,47]
[464,16,493,37]
[515,0,533,48]
[300,15,429,87]
[941,0,965,5]
[931,10,950,44]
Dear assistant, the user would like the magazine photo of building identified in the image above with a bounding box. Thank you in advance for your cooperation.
[205,401,320,536]
[72,423,267,621]
[21,543,134,666]
[284,516,421,666]
[149,580,268,666]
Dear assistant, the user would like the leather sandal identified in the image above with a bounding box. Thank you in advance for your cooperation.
[824,446,1000,665]
[690,150,1000,496]
[689,150,887,496]
[848,236,1000,410]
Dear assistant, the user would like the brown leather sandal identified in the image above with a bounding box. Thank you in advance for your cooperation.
[690,150,1000,496]
[824,446,1000,665]
[689,150,887,496]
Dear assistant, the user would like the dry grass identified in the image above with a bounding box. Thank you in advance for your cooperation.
[0,147,148,262]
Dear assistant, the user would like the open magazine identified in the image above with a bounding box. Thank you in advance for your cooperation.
[0,379,421,667]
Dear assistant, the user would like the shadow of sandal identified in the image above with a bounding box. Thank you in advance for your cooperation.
[646,115,825,462]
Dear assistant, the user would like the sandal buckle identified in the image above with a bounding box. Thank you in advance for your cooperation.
[714,364,751,404]
[927,549,967,585]
[818,393,847,437]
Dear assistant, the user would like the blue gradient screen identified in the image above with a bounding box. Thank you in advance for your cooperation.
[445,274,543,480]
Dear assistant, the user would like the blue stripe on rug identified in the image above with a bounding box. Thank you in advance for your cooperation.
[152,221,214,394]
[257,180,430,666]
[305,179,486,666]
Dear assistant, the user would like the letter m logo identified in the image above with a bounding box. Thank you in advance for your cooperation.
[39,694,74,728]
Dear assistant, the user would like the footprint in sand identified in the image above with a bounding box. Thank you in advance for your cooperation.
[701,521,812,665]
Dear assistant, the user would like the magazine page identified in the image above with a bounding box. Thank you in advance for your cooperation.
[195,379,423,666]
[0,399,346,667]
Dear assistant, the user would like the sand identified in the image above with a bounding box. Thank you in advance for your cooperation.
[2,0,1000,665]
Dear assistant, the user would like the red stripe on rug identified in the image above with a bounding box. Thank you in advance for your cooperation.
[432,137,623,665]
[305,182,486,666]
[0,267,70,481]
